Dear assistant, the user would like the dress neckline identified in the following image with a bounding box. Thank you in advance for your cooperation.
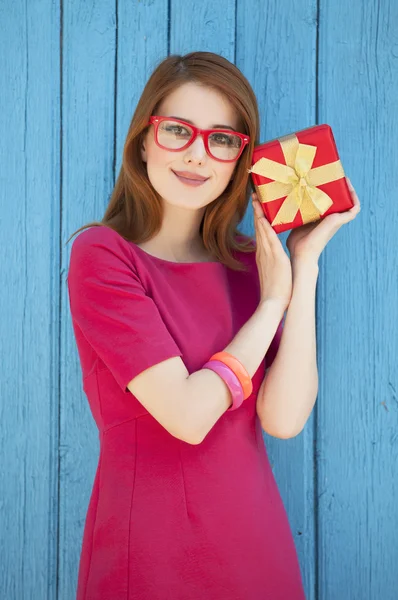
[130,240,225,267]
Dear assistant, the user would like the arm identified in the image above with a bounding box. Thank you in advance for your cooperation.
[128,298,285,445]
[68,227,287,447]
[256,259,319,439]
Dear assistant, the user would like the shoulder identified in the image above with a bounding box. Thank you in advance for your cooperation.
[70,224,129,252]
[70,225,135,263]
[68,225,139,282]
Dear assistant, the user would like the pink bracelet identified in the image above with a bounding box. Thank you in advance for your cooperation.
[202,360,244,411]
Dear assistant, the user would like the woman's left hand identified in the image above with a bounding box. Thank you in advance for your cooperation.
[286,177,361,264]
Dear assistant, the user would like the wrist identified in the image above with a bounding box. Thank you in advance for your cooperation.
[258,297,287,318]
[291,256,319,275]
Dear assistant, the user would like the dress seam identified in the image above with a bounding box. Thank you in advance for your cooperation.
[178,443,190,519]
[82,357,99,381]
[94,365,105,426]
[127,418,138,599]
[102,414,148,434]
[81,370,105,597]
[82,451,102,600]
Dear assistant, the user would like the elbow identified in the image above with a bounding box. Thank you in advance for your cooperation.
[177,420,205,445]
[262,423,303,439]
[269,428,303,439]
[259,388,318,440]
[187,423,208,445]
[170,428,202,445]
[260,417,304,440]
[180,430,204,445]
[163,418,203,446]
[184,422,212,445]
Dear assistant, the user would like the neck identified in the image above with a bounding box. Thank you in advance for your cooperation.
[141,202,209,262]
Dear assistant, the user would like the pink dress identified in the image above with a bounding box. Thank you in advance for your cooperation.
[67,225,305,600]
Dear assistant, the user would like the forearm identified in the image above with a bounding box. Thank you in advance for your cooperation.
[256,259,319,438]
[186,298,285,443]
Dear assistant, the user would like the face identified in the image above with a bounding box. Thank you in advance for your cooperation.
[141,82,241,211]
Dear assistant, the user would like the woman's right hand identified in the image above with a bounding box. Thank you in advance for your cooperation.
[252,192,293,310]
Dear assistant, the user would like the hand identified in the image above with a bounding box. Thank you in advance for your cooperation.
[285,177,361,264]
[252,192,293,310]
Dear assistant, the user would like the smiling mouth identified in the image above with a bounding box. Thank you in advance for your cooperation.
[172,170,209,186]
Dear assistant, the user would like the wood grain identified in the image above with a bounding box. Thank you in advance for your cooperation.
[1,0,396,598]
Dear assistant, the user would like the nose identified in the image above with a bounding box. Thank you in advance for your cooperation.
[184,134,207,163]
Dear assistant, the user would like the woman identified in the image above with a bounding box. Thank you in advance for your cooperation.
[67,51,360,600]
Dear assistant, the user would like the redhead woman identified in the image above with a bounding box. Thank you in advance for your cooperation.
[67,51,360,600]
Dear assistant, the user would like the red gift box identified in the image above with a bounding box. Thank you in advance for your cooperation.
[248,124,353,233]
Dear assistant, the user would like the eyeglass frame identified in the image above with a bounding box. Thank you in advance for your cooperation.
[146,115,250,163]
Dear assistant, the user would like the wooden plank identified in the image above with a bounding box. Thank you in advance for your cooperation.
[170,0,236,57]
[169,0,316,597]
[317,1,398,598]
[236,2,318,598]
[0,1,61,598]
[60,1,117,597]
[61,1,170,598]
[1,1,391,597]
[115,1,169,173]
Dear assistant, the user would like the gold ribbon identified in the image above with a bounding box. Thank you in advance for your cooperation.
[248,133,345,226]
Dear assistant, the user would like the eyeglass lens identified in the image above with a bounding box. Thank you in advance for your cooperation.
[156,120,243,160]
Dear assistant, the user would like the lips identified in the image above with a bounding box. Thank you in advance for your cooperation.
[172,170,209,182]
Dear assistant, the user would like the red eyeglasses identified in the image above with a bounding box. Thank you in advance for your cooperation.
[147,115,250,163]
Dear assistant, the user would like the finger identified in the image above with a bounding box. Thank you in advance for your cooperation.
[344,196,361,219]
[252,197,265,227]
[348,200,361,215]
[258,211,284,249]
[346,177,361,210]
[252,194,286,251]
[253,200,274,235]
[296,220,319,233]
[252,197,273,253]
[252,196,269,228]
[252,194,268,221]
[320,207,357,231]
[350,193,361,212]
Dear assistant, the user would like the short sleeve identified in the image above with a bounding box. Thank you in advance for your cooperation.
[265,318,284,369]
[67,227,183,392]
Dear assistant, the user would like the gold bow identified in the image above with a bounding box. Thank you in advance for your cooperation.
[248,133,345,226]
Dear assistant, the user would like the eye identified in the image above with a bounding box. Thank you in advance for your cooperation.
[210,133,240,147]
[164,125,191,136]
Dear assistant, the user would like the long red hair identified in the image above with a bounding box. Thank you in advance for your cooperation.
[67,51,260,271]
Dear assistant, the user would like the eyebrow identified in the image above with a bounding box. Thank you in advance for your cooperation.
[168,116,236,131]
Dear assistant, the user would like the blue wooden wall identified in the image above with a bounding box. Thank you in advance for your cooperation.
[1,1,397,598]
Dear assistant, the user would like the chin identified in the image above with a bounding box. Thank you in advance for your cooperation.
[165,197,214,211]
